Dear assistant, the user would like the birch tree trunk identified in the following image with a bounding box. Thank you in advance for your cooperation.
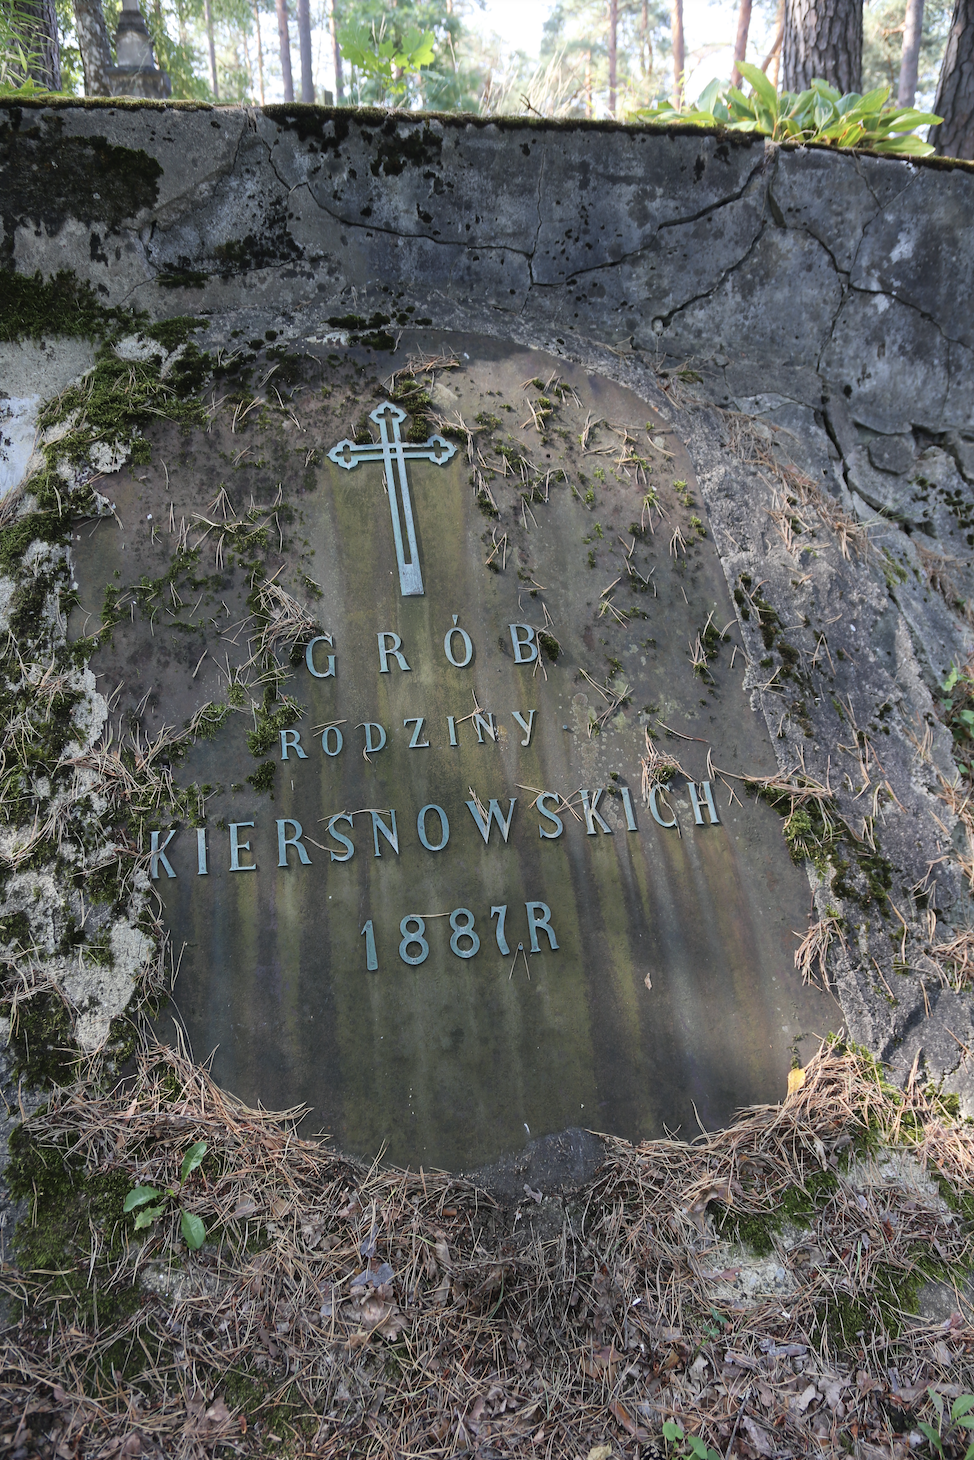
[931,0,974,156]
[607,0,618,114]
[780,0,862,93]
[897,0,924,104]
[72,0,112,94]
[297,0,313,100]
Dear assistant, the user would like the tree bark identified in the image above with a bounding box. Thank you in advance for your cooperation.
[730,0,752,88]
[72,0,112,94]
[252,0,266,103]
[897,0,924,103]
[10,0,61,89]
[276,0,294,101]
[607,0,618,114]
[671,0,684,106]
[297,0,313,100]
[327,0,343,100]
[780,0,862,93]
[203,0,219,98]
[931,0,974,156]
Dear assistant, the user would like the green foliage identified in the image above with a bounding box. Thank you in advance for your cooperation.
[635,64,941,156]
[862,0,954,103]
[541,0,671,114]
[123,1139,208,1250]
[939,662,974,778]
[662,1419,722,1460]
[919,1389,974,1459]
[339,19,435,104]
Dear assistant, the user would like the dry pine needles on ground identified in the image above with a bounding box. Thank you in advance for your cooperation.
[1,1038,973,1459]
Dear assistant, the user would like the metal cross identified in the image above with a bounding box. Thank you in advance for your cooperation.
[328,401,457,597]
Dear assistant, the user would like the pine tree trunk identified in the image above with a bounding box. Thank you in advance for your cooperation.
[252,0,266,104]
[931,0,974,155]
[327,0,343,100]
[276,0,294,101]
[608,0,618,114]
[297,0,313,100]
[203,0,219,98]
[780,0,862,93]
[72,0,112,94]
[731,0,752,87]
[10,0,61,89]
[897,0,924,103]
[671,0,684,106]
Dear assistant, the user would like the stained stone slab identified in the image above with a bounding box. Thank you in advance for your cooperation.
[69,332,836,1170]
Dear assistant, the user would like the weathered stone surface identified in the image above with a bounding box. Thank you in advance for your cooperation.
[4,98,974,1155]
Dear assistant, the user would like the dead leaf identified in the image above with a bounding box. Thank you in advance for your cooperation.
[643,971,652,992]
[742,1416,774,1455]
[587,1447,613,1460]
[523,1183,542,1203]
[205,1398,232,1425]
[787,1066,806,1095]
[434,1231,452,1269]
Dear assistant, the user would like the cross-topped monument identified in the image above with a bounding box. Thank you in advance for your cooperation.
[328,401,457,596]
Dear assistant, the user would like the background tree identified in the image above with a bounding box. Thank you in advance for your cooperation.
[930,0,974,153]
[670,0,683,102]
[541,0,670,114]
[860,0,950,99]
[276,0,293,98]
[68,0,112,90]
[780,0,862,91]
[7,0,62,87]
[730,0,751,87]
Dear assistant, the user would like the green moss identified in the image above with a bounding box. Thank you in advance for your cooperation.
[6,990,78,1088]
[0,511,62,569]
[246,761,276,794]
[0,269,146,344]
[539,632,560,662]
[247,699,302,758]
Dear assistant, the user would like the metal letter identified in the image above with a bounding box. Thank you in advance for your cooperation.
[327,401,457,598]
[490,904,510,955]
[369,809,399,858]
[509,623,538,664]
[361,919,378,971]
[649,784,677,829]
[447,715,459,746]
[361,722,387,754]
[537,792,564,839]
[511,710,536,746]
[525,901,559,952]
[305,634,336,678]
[229,822,257,872]
[277,818,312,867]
[473,712,497,744]
[581,789,613,835]
[620,785,638,831]
[444,625,473,667]
[197,827,208,876]
[465,797,517,845]
[404,716,430,748]
[377,631,411,673]
[280,728,308,761]
[689,779,720,825]
[321,725,343,756]
[417,803,450,851]
[326,813,355,862]
[150,829,176,879]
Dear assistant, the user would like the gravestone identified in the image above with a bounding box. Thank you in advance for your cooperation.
[69,332,835,1170]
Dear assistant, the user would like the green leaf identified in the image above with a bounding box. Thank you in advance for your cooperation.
[180,1210,206,1250]
[124,1185,163,1212]
[918,1422,945,1456]
[954,1397,974,1420]
[662,1420,685,1442]
[737,60,778,116]
[180,1140,208,1184]
[133,1203,167,1230]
